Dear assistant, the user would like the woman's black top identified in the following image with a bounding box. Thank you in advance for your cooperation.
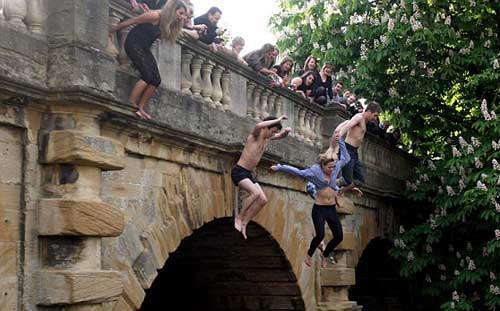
[126,23,161,48]
[313,72,333,99]
[297,82,314,97]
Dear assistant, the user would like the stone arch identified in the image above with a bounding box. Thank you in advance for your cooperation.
[141,217,305,310]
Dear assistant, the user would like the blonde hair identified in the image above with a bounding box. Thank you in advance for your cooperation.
[159,0,187,43]
[318,146,340,167]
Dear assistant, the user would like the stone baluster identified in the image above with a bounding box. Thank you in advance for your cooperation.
[201,60,215,106]
[0,0,5,21]
[275,96,283,117]
[259,90,270,120]
[298,108,306,142]
[211,64,224,110]
[315,116,323,148]
[221,71,232,111]
[246,82,256,118]
[26,0,44,33]
[118,25,132,68]
[304,111,313,144]
[4,0,27,28]
[180,49,194,95]
[310,113,318,146]
[267,94,276,117]
[190,55,204,100]
[105,10,121,59]
[252,87,262,121]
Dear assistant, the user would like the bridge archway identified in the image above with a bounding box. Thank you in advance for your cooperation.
[140,218,305,310]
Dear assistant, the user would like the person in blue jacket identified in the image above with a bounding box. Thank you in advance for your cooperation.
[270,132,362,268]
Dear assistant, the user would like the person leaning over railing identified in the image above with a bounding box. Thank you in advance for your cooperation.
[312,62,334,106]
[271,56,294,87]
[243,43,280,83]
[110,0,188,120]
[218,36,248,65]
[290,71,316,103]
[193,7,223,52]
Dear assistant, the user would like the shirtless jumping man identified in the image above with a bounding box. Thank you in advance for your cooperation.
[231,116,291,239]
[337,101,381,190]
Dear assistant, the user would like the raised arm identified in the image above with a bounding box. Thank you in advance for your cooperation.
[330,138,350,191]
[337,113,363,137]
[110,11,159,33]
[270,127,292,140]
[252,115,287,136]
[270,164,314,180]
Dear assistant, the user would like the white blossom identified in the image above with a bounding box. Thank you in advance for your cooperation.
[421,174,430,181]
[400,15,408,24]
[494,59,500,70]
[481,99,492,120]
[380,35,388,45]
[425,274,432,283]
[313,42,320,50]
[444,16,451,25]
[470,0,476,6]
[459,166,466,177]
[445,57,451,65]
[468,259,476,271]
[410,69,415,76]
[477,181,488,191]
[446,186,456,197]
[452,291,460,302]
[456,251,462,259]
[496,229,500,240]
[449,166,457,174]
[459,179,466,191]
[493,159,500,170]
[407,251,414,261]
[490,285,500,296]
[471,137,481,147]
[327,42,333,50]
[467,242,473,251]
[484,40,491,48]
[491,272,497,281]
[475,157,483,169]
[399,225,405,234]
[426,244,432,253]
[440,275,446,281]
[497,175,500,185]
[427,160,437,171]
[459,136,468,148]
[438,264,446,271]
[454,270,460,276]
[466,145,474,154]
[388,19,395,32]
[460,259,465,267]
[452,146,462,157]
[438,186,443,194]
[389,87,400,98]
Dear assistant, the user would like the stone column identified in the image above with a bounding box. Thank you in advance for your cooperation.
[267,94,276,117]
[304,111,313,144]
[190,55,204,100]
[252,87,262,121]
[180,49,194,95]
[37,105,125,310]
[315,115,323,148]
[26,0,44,33]
[259,90,270,120]
[246,82,256,118]
[201,60,215,106]
[4,0,27,28]
[105,10,121,59]
[298,108,306,141]
[221,71,232,111]
[0,0,5,20]
[275,96,283,117]
[310,113,318,146]
[211,64,224,110]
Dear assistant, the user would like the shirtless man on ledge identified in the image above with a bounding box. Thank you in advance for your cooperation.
[231,115,291,239]
[336,101,381,191]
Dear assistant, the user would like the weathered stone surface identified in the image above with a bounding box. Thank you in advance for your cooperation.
[37,271,123,305]
[320,267,355,287]
[0,275,17,311]
[336,196,355,215]
[132,250,158,290]
[336,232,356,251]
[111,297,135,311]
[45,130,125,170]
[38,199,124,237]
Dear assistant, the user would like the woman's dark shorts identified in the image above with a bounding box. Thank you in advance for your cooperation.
[231,165,257,186]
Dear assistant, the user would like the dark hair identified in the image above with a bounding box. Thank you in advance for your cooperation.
[300,71,316,85]
[365,101,381,113]
[279,56,294,75]
[207,6,222,15]
[263,116,283,130]
[335,81,344,86]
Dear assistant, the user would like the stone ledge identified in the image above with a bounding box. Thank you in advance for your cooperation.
[38,199,124,237]
[336,232,355,251]
[320,267,355,287]
[37,270,123,305]
[336,197,354,215]
[45,130,125,170]
[318,301,362,311]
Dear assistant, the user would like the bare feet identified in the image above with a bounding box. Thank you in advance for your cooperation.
[234,217,242,232]
[319,254,327,268]
[138,109,152,120]
[240,223,248,240]
[135,110,145,119]
[304,255,312,267]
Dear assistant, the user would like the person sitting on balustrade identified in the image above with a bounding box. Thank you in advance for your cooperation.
[193,7,223,51]
[110,0,188,119]
[243,43,280,82]
[271,56,294,87]
[312,62,334,106]
[290,71,316,103]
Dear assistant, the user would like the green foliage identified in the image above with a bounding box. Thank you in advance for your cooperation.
[271,0,500,309]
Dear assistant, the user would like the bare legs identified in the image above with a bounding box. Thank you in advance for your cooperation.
[235,179,268,239]
[129,79,156,119]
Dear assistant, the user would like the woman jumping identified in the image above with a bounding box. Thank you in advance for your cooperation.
[110,0,187,119]
[270,132,362,268]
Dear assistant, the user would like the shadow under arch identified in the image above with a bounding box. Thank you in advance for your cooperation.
[140,217,306,311]
[348,237,434,311]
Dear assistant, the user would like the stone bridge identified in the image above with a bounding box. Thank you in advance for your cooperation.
[0,1,415,310]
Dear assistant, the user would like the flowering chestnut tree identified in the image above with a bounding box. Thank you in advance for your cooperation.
[271,0,499,309]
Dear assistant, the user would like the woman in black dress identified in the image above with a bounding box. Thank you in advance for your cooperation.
[313,62,334,105]
[110,0,187,119]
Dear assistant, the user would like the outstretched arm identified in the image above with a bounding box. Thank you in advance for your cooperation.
[110,11,159,33]
[252,115,287,136]
[330,138,350,191]
[337,113,363,137]
[270,127,292,140]
[270,164,314,180]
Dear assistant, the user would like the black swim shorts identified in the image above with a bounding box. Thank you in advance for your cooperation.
[231,165,257,186]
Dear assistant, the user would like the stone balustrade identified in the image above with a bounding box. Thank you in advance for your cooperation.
[107,0,324,147]
[2,0,45,34]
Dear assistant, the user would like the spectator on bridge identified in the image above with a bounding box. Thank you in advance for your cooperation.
[330,81,344,107]
[271,56,294,87]
[270,129,362,268]
[291,71,316,102]
[181,3,211,40]
[243,43,280,81]
[312,62,334,106]
[110,0,188,119]
[231,116,291,239]
[219,36,248,65]
[194,7,223,51]
[129,0,167,12]
[298,55,318,76]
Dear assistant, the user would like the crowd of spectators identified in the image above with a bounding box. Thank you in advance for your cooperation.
[127,0,401,148]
